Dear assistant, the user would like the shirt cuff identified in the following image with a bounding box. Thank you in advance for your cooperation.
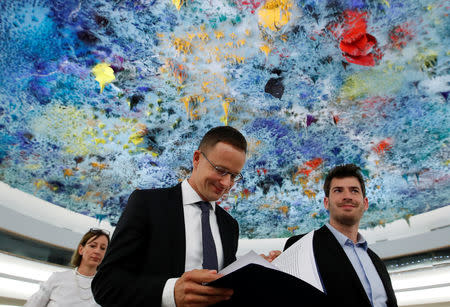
[161,277,178,307]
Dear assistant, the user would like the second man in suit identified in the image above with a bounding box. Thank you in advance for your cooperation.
[284,164,398,307]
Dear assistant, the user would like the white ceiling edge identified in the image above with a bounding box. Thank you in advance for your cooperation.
[0,181,449,258]
[360,205,450,242]
[368,226,450,259]
[360,205,450,258]
[0,181,114,249]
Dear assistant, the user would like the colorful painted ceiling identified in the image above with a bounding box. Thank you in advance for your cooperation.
[0,0,448,238]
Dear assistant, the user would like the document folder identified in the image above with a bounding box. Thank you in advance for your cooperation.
[209,262,327,306]
[208,232,329,306]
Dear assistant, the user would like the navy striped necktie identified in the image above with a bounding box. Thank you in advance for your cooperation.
[197,201,218,271]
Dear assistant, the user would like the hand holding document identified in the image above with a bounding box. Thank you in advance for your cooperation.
[208,231,328,306]
[260,250,282,262]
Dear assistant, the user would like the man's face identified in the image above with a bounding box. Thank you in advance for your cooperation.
[324,177,368,227]
[190,142,246,202]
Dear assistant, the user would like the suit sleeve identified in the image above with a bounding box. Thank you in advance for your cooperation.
[92,190,168,307]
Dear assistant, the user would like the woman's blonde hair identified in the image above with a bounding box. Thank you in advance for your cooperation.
[70,229,110,267]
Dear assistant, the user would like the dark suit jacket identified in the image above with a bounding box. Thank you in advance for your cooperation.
[284,226,397,307]
[92,183,239,306]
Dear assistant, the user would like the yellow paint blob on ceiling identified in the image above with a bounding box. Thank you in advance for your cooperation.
[258,0,293,32]
[92,63,115,94]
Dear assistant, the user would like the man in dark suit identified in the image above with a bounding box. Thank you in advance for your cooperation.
[284,164,397,307]
[92,126,247,307]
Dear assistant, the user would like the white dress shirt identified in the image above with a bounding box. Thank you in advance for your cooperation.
[25,269,100,307]
[161,179,224,307]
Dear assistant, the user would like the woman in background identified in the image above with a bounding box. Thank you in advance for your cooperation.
[25,228,110,307]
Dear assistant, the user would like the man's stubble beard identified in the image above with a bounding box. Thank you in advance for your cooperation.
[331,200,364,227]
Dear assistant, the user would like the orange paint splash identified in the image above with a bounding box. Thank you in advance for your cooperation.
[372,138,393,155]
[333,115,340,124]
[293,158,323,182]
[63,168,74,178]
[167,59,188,84]
[304,189,316,199]
[241,188,251,199]
[172,37,192,54]
[287,226,299,233]
[91,162,108,170]
[278,205,289,215]
[305,158,323,169]
[180,95,204,120]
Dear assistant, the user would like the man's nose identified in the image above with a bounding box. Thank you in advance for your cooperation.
[342,189,353,199]
[220,173,233,187]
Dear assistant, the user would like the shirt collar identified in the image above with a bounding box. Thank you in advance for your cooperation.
[325,223,368,250]
[181,179,216,212]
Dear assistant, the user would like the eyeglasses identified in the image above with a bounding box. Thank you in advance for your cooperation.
[89,228,110,237]
[200,152,243,183]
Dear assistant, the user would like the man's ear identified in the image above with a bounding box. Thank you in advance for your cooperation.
[192,150,201,169]
[363,197,369,211]
[324,197,329,210]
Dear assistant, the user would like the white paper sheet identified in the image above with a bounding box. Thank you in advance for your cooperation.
[219,250,279,276]
[218,230,324,293]
[272,230,323,292]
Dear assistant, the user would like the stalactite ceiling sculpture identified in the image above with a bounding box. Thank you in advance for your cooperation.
[0,0,448,238]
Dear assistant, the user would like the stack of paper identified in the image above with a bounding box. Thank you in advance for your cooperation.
[271,230,323,292]
[209,231,327,306]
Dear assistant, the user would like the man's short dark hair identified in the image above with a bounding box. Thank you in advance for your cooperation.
[199,126,247,153]
[323,164,366,197]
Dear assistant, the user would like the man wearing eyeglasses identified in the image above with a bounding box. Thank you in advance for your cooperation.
[92,126,248,307]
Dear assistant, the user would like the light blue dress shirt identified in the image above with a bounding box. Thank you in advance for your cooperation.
[325,223,388,307]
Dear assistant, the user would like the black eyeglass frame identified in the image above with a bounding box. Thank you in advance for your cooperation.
[200,152,243,183]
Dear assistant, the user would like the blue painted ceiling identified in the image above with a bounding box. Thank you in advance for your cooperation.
[0,0,448,238]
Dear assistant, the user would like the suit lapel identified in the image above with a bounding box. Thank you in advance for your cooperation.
[368,249,397,307]
[166,183,186,275]
[314,226,372,307]
[215,206,234,266]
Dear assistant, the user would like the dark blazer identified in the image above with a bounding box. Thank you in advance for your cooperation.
[92,183,239,307]
[284,226,397,307]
